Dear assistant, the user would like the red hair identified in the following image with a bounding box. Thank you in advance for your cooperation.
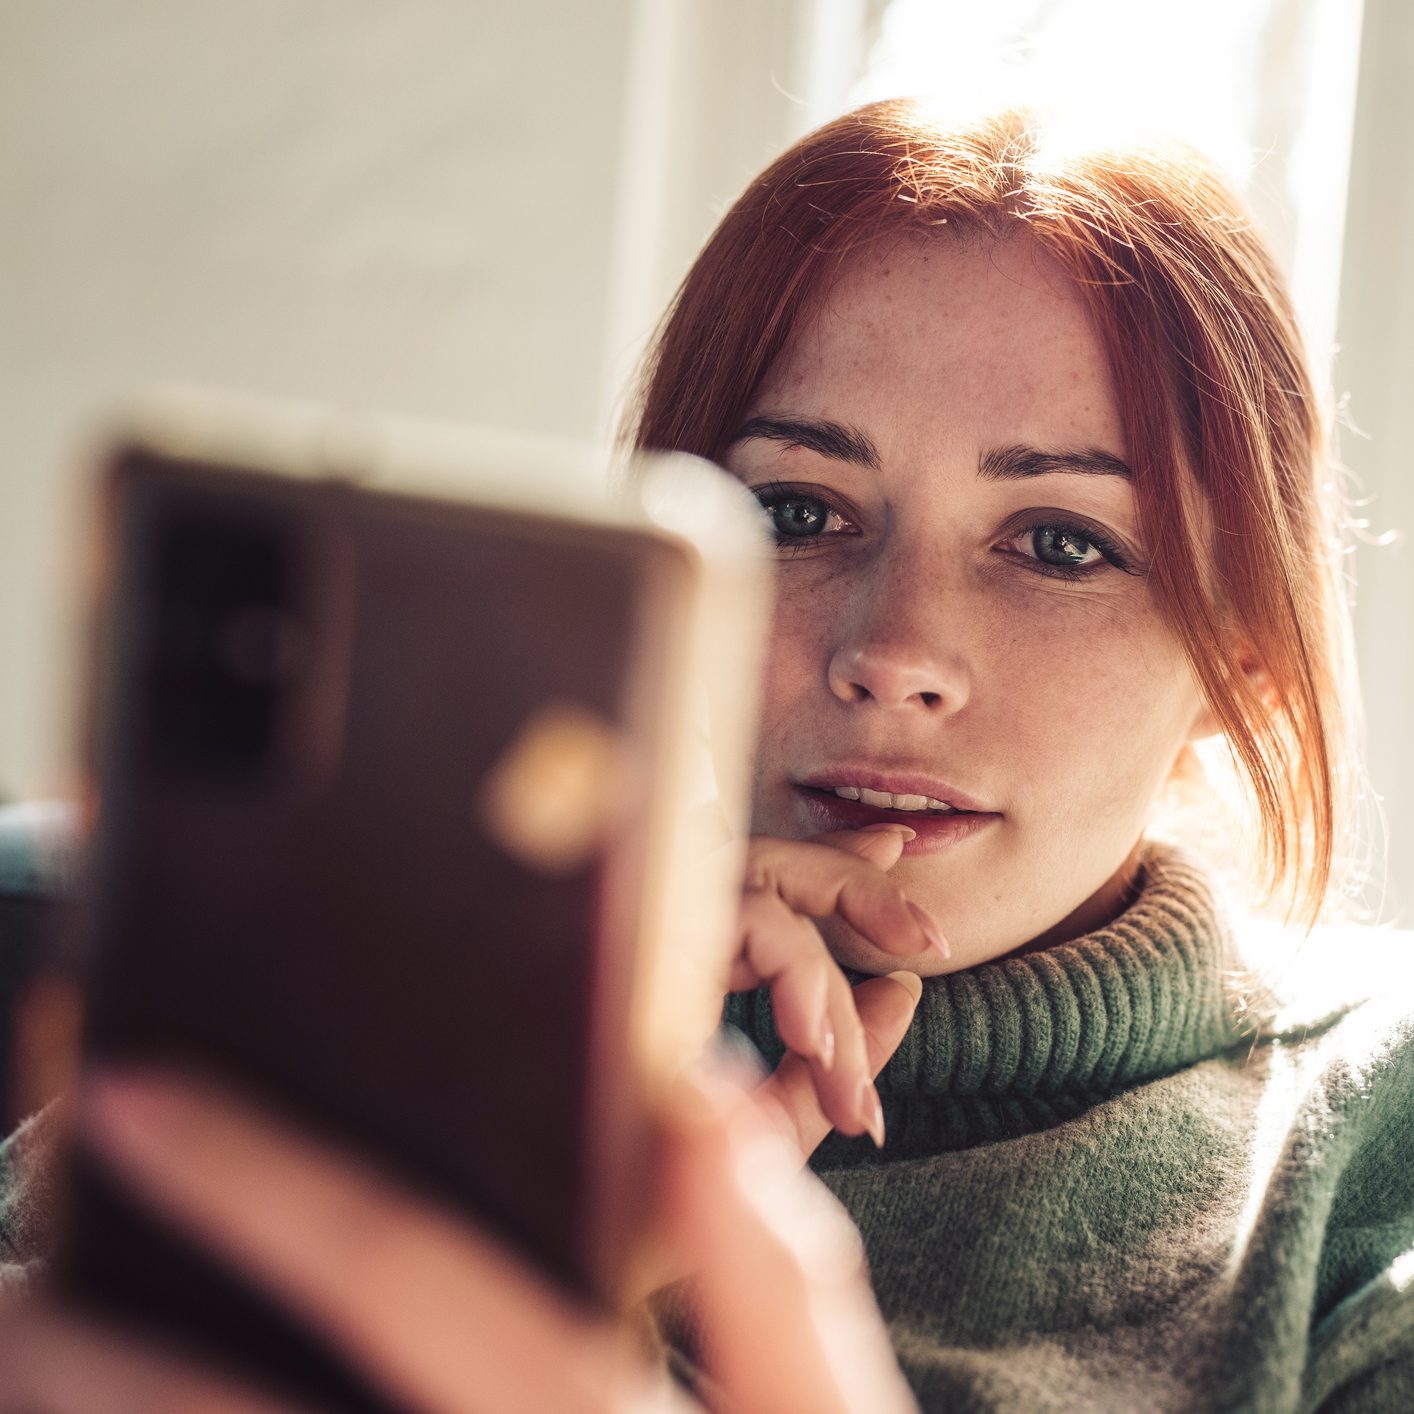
[628,101,1352,920]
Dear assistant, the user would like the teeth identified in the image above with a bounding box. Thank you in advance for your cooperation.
[831,786,960,814]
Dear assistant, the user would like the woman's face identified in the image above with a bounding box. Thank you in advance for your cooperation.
[724,233,1211,974]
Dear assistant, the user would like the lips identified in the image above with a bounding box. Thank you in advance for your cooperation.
[792,768,1002,854]
[796,768,995,814]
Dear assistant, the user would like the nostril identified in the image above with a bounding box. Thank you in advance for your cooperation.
[828,647,965,711]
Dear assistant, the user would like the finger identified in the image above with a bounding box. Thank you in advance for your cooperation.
[727,890,832,1064]
[810,956,875,1139]
[80,1070,672,1414]
[757,971,922,1162]
[744,835,948,962]
[728,891,880,1139]
[732,830,935,1139]
[661,1070,918,1414]
[0,1301,305,1413]
[805,825,913,869]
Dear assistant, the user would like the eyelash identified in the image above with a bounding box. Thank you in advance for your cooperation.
[752,481,858,556]
[1001,518,1136,581]
[750,482,1139,581]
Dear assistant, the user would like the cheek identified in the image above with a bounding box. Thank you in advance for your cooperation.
[757,567,853,707]
[750,585,831,796]
[988,599,1199,810]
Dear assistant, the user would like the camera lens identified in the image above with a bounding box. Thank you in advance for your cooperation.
[140,497,295,783]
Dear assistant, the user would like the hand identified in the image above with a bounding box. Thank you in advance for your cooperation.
[730,826,943,1154]
[0,1067,918,1414]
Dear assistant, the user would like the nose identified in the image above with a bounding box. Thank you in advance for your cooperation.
[826,583,973,713]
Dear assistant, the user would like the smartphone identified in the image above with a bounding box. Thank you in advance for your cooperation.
[47,391,767,1411]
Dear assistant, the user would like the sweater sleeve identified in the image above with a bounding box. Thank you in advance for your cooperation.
[1312,1343,1414,1413]
[1300,1312,1414,1414]
[0,1101,64,1289]
[1304,1259,1414,1413]
[1301,997,1414,1412]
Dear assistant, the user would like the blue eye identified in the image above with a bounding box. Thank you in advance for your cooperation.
[764,495,830,537]
[1031,525,1099,568]
[998,514,1139,580]
[752,484,853,548]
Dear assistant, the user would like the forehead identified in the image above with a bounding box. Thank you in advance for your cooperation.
[751,232,1127,463]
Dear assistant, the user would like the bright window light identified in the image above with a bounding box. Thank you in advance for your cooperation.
[851,0,1364,368]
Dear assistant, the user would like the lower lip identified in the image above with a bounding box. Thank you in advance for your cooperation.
[795,788,1001,853]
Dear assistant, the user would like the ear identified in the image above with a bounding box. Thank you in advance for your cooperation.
[1185,643,1274,743]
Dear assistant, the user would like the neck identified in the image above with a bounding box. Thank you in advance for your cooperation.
[1003,836,1147,961]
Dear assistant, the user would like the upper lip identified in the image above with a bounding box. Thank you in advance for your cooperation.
[795,767,998,813]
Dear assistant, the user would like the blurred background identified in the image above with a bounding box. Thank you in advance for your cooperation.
[2,0,1410,914]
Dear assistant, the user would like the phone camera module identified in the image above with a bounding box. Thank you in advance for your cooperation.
[140,501,298,784]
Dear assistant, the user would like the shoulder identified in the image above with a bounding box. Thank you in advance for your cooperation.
[1231,921,1414,1401]
[1233,919,1414,1152]
[1234,916,1414,1042]
[1215,922,1414,1406]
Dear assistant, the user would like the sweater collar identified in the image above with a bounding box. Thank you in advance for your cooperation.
[725,846,1246,1153]
[876,846,1243,1098]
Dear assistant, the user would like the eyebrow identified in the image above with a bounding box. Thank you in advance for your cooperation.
[979,444,1133,481]
[730,415,881,471]
[730,416,1132,483]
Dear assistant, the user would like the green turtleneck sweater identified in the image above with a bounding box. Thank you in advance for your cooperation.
[3,850,1413,1410]
[722,847,1414,1412]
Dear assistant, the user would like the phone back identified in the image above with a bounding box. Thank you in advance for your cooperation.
[52,424,759,1409]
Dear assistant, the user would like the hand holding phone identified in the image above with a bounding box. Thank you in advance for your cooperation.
[34,391,930,1411]
[47,393,767,1409]
[4,1062,918,1414]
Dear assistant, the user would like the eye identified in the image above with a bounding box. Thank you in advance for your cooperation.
[997,515,1138,580]
[1031,525,1103,569]
[751,483,856,548]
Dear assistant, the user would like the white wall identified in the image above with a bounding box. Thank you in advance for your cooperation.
[1,0,639,797]
[1335,0,1414,913]
[0,0,864,802]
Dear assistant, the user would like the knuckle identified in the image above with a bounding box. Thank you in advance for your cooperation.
[743,835,791,887]
[739,887,784,925]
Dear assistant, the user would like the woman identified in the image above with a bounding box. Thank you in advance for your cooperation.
[628,100,1414,1412]
[4,100,1411,1411]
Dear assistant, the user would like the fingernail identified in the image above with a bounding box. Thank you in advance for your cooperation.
[860,1080,886,1149]
[817,1017,836,1071]
[884,969,923,1006]
[858,823,917,840]
[907,900,950,959]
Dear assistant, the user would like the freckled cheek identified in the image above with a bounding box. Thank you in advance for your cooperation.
[748,583,840,809]
[758,590,833,725]
[987,615,1192,806]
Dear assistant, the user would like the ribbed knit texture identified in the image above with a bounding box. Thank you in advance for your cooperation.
[2,850,1412,1410]
[724,847,1414,1412]
[728,849,1245,1159]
